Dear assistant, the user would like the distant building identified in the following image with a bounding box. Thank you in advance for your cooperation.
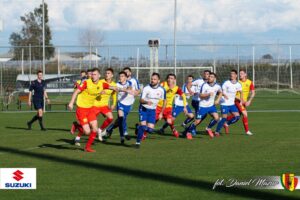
[50,52,101,62]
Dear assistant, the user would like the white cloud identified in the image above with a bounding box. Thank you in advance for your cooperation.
[1,0,300,33]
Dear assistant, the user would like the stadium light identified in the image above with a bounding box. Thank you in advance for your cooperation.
[148,39,160,77]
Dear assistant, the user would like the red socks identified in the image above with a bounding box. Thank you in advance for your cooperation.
[100,118,113,130]
[168,121,175,131]
[85,131,97,150]
[242,116,249,132]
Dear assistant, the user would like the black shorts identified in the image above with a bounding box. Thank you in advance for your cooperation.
[33,99,44,110]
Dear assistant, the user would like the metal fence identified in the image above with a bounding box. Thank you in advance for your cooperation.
[1,44,300,111]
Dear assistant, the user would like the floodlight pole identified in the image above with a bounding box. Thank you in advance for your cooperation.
[42,0,45,75]
[173,0,177,75]
[42,0,46,111]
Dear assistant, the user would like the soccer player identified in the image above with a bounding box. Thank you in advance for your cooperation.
[186,72,222,139]
[93,68,117,141]
[105,67,140,139]
[27,70,50,131]
[136,72,166,148]
[159,75,194,136]
[157,74,187,138]
[70,70,87,134]
[226,69,255,135]
[106,71,136,143]
[185,70,210,135]
[187,70,210,117]
[214,69,243,136]
[68,68,116,152]
[122,67,140,136]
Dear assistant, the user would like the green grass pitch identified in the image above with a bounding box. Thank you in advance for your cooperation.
[0,91,299,199]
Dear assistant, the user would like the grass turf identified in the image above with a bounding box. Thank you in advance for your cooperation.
[0,92,300,199]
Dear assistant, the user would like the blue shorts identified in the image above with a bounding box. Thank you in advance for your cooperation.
[33,99,44,110]
[197,106,218,119]
[117,102,132,116]
[139,105,156,124]
[172,105,193,118]
[220,105,239,115]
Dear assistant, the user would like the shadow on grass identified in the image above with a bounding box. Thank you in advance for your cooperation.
[38,143,79,151]
[102,141,132,148]
[6,126,29,130]
[5,126,70,132]
[0,146,298,200]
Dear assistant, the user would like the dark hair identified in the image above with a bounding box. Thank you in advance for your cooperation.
[37,70,43,75]
[167,73,176,79]
[91,68,100,73]
[231,69,238,75]
[210,72,217,78]
[187,75,194,79]
[239,68,247,73]
[204,70,211,74]
[80,70,86,74]
[152,72,160,79]
[106,67,114,74]
[87,69,93,73]
[119,71,127,77]
[123,67,132,72]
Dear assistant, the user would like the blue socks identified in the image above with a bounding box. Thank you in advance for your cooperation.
[216,118,227,133]
[227,116,240,125]
[208,119,218,129]
[136,125,147,143]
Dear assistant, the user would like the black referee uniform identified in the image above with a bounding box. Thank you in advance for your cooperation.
[27,80,46,130]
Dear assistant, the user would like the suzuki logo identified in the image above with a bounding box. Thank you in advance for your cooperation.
[13,170,24,181]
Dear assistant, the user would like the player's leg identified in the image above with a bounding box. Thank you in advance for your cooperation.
[27,110,39,130]
[118,109,126,143]
[136,108,155,147]
[160,106,180,134]
[215,105,228,135]
[98,107,113,141]
[241,108,252,135]
[123,106,131,140]
[37,108,46,131]
[224,101,242,133]
[85,119,98,152]
[226,105,240,126]
[206,107,219,137]
[182,106,194,128]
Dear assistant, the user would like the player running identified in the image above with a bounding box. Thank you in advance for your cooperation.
[214,69,243,136]
[159,75,194,137]
[27,70,50,131]
[226,69,255,135]
[70,70,89,134]
[185,70,210,134]
[105,71,136,143]
[68,68,116,152]
[93,68,117,141]
[186,72,222,139]
[157,74,187,138]
[136,72,166,148]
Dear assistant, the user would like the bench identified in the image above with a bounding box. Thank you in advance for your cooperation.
[17,93,32,110]
[46,101,69,111]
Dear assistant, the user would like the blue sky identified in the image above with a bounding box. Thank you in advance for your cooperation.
[1,0,300,53]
